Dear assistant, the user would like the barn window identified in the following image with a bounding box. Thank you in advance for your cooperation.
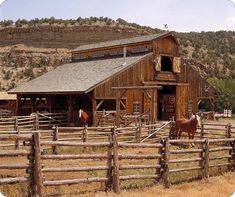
[133,101,140,114]
[161,56,173,72]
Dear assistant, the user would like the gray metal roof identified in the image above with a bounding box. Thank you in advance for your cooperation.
[9,53,152,94]
[73,32,174,52]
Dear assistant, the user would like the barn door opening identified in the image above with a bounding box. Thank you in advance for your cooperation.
[158,85,176,120]
[71,94,93,126]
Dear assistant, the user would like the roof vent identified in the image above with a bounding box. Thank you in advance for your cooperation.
[122,46,127,66]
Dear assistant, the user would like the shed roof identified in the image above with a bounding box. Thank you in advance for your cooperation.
[9,53,152,94]
[73,31,176,52]
[0,92,16,100]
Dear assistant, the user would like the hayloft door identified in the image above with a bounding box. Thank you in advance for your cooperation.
[176,84,189,119]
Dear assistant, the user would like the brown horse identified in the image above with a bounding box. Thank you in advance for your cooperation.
[78,109,89,126]
[175,114,201,139]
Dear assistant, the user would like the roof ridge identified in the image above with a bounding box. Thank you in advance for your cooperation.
[73,31,174,52]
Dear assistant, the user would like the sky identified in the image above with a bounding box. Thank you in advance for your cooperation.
[0,0,234,32]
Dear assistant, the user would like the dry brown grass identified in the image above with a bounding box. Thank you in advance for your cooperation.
[93,172,235,197]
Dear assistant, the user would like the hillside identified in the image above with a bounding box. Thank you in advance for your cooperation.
[0,18,234,97]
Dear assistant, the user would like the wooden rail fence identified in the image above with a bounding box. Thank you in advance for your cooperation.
[0,112,67,131]
[0,131,235,196]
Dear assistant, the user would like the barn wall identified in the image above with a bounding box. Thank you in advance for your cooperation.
[177,63,215,115]
[95,54,155,113]
[153,36,179,56]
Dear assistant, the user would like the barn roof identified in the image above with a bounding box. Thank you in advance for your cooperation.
[73,31,176,52]
[0,92,16,100]
[9,53,152,94]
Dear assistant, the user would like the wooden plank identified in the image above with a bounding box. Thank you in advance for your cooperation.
[170,166,202,173]
[42,166,110,172]
[0,134,32,141]
[43,177,108,186]
[119,174,160,180]
[120,164,161,170]
[118,142,163,148]
[0,177,29,184]
[0,150,31,156]
[40,141,110,147]
[41,154,109,160]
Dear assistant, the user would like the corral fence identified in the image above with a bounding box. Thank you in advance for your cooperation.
[95,110,150,127]
[0,130,235,196]
[0,121,234,152]
[0,112,67,131]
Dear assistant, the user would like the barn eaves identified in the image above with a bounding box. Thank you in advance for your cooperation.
[9,53,152,94]
[73,31,178,52]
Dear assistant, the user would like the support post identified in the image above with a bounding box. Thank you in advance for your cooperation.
[136,121,142,143]
[35,112,39,130]
[92,91,97,126]
[105,134,113,191]
[83,125,88,142]
[163,138,170,188]
[52,126,59,154]
[169,120,176,139]
[33,132,43,197]
[15,127,20,150]
[112,127,120,193]
[226,123,231,139]
[203,139,209,179]
[156,139,164,179]
[232,139,235,171]
[116,91,121,127]
[200,120,204,139]
[14,117,20,150]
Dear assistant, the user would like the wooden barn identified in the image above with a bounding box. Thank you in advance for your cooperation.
[9,31,215,126]
[0,91,16,117]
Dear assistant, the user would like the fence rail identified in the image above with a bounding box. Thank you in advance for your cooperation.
[0,112,67,132]
[0,131,235,196]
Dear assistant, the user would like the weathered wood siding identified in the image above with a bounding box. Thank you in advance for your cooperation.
[153,36,179,56]
[177,63,215,114]
[95,54,154,113]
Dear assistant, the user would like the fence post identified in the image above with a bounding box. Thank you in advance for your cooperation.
[83,125,88,142]
[226,123,231,139]
[14,117,20,150]
[203,139,209,179]
[112,127,120,193]
[156,139,164,179]
[163,138,170,188]
[136,121,142,143]
[14,116,18,130]
[200,121,204,139]
[102,109,106,127]
[135,125,141,143]
[34,113,39,130]
[52,126,59,154]
[232,139,235,171]
[33,132,43,197]
[105,134,113,191]
[169,121,176,139]
[15,127,20,150]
